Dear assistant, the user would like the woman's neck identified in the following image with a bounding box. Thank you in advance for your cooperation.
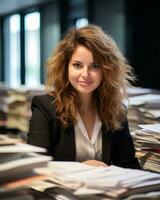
[78,94,97,140]
[78,93,95,112]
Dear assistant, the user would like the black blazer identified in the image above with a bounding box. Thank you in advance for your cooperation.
[27,94,140,169]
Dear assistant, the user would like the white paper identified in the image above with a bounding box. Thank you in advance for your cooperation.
[129,94,160,106]
[0,143,47,153]
[139,124,160,133]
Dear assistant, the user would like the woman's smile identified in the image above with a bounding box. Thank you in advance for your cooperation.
[78,80,93,85]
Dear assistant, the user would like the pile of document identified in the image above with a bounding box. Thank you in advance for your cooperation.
[29,161,160,200]
[131,124,160,173]
[0,86,44,135]
[127,87,153,97]
[128,93,160,131]
[5,89,31,133]
[0,134,52,199]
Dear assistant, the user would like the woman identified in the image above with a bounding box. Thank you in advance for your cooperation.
[28,24,140,169]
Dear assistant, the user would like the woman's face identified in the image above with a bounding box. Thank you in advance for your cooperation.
[68,45,103,96]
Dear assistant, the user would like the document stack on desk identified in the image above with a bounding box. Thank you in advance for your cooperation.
[5,89,32,133]
[131,124,160,173]
[128,93,160,131]
[127,87,153,97]
[29,161,160,200]
[0,86,45,136]
[0,134,52,200]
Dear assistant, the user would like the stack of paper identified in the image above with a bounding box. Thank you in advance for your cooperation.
[0,135,52,192]
[127,87,153,97]
[0,86,44,135]
[128,93,160,131]
[5,89,34,133]
[131,124,160,173]
[29,161,160,200]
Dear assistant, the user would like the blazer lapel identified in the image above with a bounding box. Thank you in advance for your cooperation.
[61,126,76,161]
[53,125,76,161]
[102,125,112,165]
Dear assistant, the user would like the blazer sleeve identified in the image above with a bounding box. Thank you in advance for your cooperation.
[27,94,55,155]
[111,120,141,169]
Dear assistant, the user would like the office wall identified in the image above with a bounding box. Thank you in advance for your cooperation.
[126,0,160,89]
[90,0,126,54]
[41,3,60,64]
[40,2,61,82]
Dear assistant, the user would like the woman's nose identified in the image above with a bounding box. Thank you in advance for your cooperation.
[82,66,89,77]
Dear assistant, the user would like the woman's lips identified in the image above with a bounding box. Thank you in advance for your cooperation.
[78,81,92,85]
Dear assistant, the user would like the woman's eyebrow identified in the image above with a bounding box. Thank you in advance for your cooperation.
[71,59,81,63]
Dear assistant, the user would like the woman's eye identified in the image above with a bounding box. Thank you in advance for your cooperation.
[90,63,100,70]
[73,63,81,68]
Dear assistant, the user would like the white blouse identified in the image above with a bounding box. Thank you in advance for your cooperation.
[74,114,102,162]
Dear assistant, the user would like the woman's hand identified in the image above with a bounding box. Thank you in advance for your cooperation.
[82,160,108,167]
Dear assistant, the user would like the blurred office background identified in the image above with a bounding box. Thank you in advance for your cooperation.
[0,0,160,174]
[0,0,160,89]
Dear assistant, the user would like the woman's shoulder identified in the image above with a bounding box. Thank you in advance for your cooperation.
[32,94,54,105]
[31,94,56,117]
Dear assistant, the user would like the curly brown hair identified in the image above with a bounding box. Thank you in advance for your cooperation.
[45,24,135,130]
